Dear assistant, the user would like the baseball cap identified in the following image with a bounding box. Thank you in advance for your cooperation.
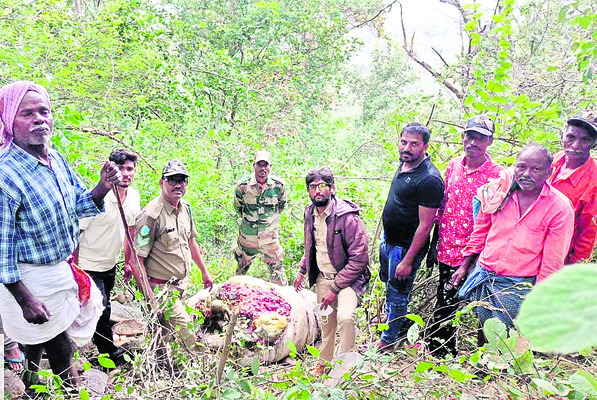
[464,115,495,137]
[567,111,597,137]
[254,150,271,164]
[162,160,189,177]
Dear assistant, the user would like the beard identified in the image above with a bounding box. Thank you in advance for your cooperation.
[312,196,331,207]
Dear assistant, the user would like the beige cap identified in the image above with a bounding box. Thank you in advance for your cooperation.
[254,150,271,164]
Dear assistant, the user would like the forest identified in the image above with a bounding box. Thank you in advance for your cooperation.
[1,0,596,398]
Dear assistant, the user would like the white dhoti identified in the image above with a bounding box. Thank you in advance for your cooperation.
[0,261,103,346]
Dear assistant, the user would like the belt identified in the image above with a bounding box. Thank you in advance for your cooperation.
[148,277,180,285]
[319,271,337,280]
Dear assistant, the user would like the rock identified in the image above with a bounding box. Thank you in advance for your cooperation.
[82,368,108,399]
[4,369,26,399]
[203,333,224,350]
[110,302,143,322]
[113,319,145,336]
[324,351,367,388]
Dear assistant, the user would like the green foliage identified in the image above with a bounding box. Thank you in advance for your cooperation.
[517,263,597,354]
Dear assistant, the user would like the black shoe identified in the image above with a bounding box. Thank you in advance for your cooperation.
[109,348,129,367]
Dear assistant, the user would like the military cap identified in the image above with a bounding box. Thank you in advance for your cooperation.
[254,150,271,164]
[162,160,189,177]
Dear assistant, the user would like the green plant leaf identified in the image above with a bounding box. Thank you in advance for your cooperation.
[405,313,424,327]
[306,345,320,358]
[406,323,420,344]
[447,368,476,382]
[221,389,242,399]
[80,388,90,400]
[286,341,297,358]
[532,378,559,395]
[251,356,259,375]
[98,355,116,369]
[483,317,507,350]
[569,371,597,396]
[516,264,597,353]
[414,361,434,373]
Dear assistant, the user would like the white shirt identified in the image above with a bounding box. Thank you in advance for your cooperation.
[78,188,141,272]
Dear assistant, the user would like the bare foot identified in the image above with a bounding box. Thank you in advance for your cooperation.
[5,347,25,372]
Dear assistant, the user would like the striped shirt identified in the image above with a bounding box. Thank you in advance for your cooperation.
[0,144,102,283]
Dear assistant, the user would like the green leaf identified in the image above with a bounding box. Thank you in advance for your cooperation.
[414,361,434,373]
[80,388,90,400]
[98,355,116,369]
[239,379,252,394]
[251,356,259,375]
[306,345,320,358]
[376,323,389,332]
[407,323,420,344]
[569,370,597,396]
[405,313,424,327]
[532,378,559,395]
[221,389,242,399]
[483,318,507,350]
[286,341,297,358]
[447,368,476,383]
[30,385,48,393]
[516,264,597,353]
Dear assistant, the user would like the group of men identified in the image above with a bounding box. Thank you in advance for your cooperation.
[0,81,215,390]
[375,113,596,360]
[0,79,595,388]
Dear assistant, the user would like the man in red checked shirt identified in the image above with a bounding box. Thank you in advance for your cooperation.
[547,111,597,265]
[426,115,503,357]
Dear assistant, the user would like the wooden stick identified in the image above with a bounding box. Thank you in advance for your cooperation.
[216,309,239,385]
[112,185,155,302]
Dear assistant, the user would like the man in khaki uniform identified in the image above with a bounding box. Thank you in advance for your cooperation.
[234,150,288,285]
[135,160,213,349]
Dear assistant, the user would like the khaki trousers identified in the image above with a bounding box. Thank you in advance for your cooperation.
[154,284,196,350]
[316,275,358,362]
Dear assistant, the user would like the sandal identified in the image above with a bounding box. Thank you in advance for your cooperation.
[5,350,25,372]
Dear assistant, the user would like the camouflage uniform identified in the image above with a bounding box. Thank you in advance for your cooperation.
[234,173,287,284]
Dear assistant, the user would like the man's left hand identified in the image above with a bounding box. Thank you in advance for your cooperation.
[100,161,122,190]
[394,260,412,280]
[320,289,337,309]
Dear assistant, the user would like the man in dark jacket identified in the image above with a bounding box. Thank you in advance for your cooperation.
[293,167,370,377]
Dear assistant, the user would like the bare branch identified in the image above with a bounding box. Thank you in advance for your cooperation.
[65,126,157,173]
[352,0,401,29]
[403,47,464,99]
[426,104,436,126]
[432,47,450,68]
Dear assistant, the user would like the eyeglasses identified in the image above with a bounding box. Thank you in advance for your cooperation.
[165,176,188,186]
[308,183,330,192]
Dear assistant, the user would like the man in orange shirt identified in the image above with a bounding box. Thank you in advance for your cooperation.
[452,145,574,328]
[547,111,597,264]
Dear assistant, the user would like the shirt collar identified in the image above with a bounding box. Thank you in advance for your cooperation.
[460,154,494,174]
[248,173,272,187]
[400,154,430,174]
[10,142,56,169]
[552,151,596,186]
[159,194,182,214]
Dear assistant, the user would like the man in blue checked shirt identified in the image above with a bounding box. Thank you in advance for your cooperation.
[0,81,122,389]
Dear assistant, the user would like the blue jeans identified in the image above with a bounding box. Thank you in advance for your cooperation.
[379,240,423,344]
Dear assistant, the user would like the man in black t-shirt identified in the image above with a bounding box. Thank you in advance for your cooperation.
[375,123,444,349]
